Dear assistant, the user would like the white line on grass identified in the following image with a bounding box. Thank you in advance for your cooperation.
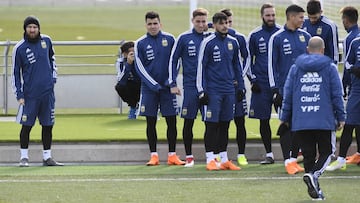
[0,176,359,183]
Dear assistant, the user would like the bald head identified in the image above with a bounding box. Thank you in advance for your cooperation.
[307,36,325,54]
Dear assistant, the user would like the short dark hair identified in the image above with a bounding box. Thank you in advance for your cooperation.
[220,8,232,17]
[212,12,228,24]
[341,6,358,24]
[192,8,208,18]
[145,11,160,22]
[306,0,321,15]
[286,4,305,19]
[120,41,134,53]
[260,3,274,16]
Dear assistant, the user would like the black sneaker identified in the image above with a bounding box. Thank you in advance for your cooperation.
[303,173,319,199]
[260,157,274,164]
[19,158,29,167]
[43,158,64,166]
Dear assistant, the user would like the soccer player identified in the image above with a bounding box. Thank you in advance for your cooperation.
[280,36,345,200]
[12,16,63,167]
[341,6,359,101]
[135,11,185,166]
[326,23,360,171]
[168,8,210,167]
[220,8,250,166]
[197,12,245,171]
[302,0,339,64]
[268,4,311,174]
[114,41,141,119]
[247,3,281,165]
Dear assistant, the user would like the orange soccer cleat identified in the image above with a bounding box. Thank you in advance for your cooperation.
[346,153,360,164]
[285,161,299,175]
[167,154,185,165]
[206,160,219,171]
[220,160,241,170]
[146,154,159,166]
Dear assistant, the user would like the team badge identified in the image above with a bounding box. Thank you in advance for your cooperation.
[140,105,145,113]
[182,108,187,116]
[316,27,322,35]
[41,40,47,49]
[249,109,255,117]
[299,34,305,42]
[206,110,212,119]
[162,38,168,47]
[22,115,27,122]
[227,42,233,50]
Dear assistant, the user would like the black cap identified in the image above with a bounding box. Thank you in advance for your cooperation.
[23,16,40,31]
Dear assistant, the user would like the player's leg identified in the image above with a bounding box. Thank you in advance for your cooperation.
[234,96,248,165]
[259,119,274,164]
[160,89,184,165]
[38,92,63,166]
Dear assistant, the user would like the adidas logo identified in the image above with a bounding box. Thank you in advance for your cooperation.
[259,37,265,42]
[26,48,31,53]
[300,72,322,83]
[283,38,289,43]
[214,45,219,50]
[189,40,194,44]
[146,45,152,49]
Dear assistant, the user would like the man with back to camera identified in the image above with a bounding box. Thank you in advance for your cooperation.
[135,11,185,166]
[280,36,345,200]
[12,16,63,167]
[247,3,281,165]
[268,4,311,174]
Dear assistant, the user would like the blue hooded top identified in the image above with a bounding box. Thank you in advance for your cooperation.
[280,53,345,131]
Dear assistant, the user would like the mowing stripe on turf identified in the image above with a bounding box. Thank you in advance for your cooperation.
[0,176,359,183]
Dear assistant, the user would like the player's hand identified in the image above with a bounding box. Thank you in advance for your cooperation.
[272,90,282,113]
[170,87,181,96]
[337,121,345,131]
[18,98,25,105]
[236,89,246,102]
[251,82,261,93]
[350,67,360,78]
[199,92,209,105]
[127,51,134,64]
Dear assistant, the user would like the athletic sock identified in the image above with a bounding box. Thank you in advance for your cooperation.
[151,152,158,157]
[43,149,51,160]
[206,152,215,164]
[219,151,228,163]
[237,154,245,158]
[168,152,176,156]
[266,152,274,159]
[20,148,29,159]
[186,155,194,159]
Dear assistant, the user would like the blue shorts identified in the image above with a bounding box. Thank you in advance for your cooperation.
[139,88,177,117]
[249,83,273,119]
[234,96,248,117]
[181,88,200,119]
[20,92,55,126]
[202,93,235,122]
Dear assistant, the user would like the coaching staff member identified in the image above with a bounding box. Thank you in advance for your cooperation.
[280,36,345,200]
[12,16,63,167]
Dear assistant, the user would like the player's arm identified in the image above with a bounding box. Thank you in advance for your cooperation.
[279,64,295,123]
[329,63,346,129]
[168,36,183,95]
[134,40,162,92]
[49,39,57,84]
[11,48,24,102]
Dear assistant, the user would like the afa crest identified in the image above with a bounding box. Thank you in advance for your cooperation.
[41,40,47,49]
[162,38,168,47]
[22,115,27,122]
[140,105,145,113]
[299,34,305,42]
[206,110,212,119]
[316,27,322,35]
[227,42,233,50]
[182,108,187,116]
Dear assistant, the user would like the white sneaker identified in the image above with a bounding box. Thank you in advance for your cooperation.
[184,157,194,168]
[325,160,346,171]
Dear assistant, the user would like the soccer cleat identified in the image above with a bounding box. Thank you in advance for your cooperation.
[294,162,305,172]
[237,155,248,166]
[167,154,185,165]
[313,190,325,201]
[345,153,360,164]
[303,173,320,199]
[184,157,194,168]
[325,160,346,171]
[146,154,159,166]
[285,161,299,175]
[19,158,29,167]
[206,160,219,171]
[260,157,274,164]
[128,107,137,119]
[220,160,241,170]
[43,158,64,166]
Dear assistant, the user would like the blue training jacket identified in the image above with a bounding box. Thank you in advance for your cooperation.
[227,28,250,76]
[342,24,359,89]
[115,56,140,86]
[135,31,175,92]
[302,16,339,64]
[196,32,244,95]
[268,25,311,94]
[168,28,210,89]
[280,53,345,131]
[11,34,57,100]
[248,24,281,83]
